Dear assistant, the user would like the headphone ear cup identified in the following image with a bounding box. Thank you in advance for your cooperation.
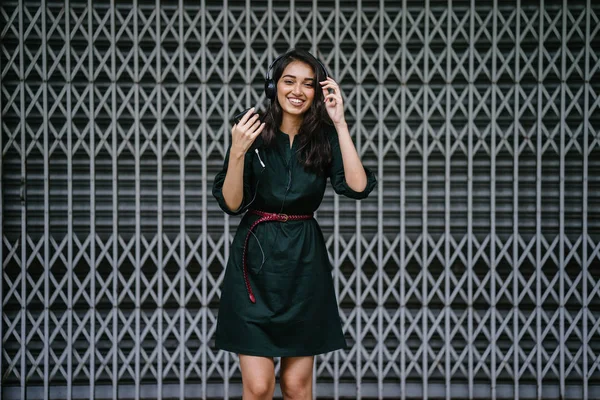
[264,79,276,100]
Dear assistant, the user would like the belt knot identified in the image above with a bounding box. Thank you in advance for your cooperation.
[277,213,288,222]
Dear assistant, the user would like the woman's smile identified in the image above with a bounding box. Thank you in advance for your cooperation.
[287,97,305,107]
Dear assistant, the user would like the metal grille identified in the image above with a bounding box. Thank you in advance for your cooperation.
[2,0,600,399]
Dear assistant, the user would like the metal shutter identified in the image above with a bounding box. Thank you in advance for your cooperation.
[1,0,599,398]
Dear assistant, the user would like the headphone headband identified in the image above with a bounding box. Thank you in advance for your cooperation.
[265,53,287,81]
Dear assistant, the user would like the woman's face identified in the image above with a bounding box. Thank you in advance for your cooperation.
[276,60,316,118]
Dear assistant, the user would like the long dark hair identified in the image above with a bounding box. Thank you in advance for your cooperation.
[261,49,332,175]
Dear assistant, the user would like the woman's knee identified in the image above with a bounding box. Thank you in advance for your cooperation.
[280,356,314,400]
[244,377,275,398]
[280,377,311,400]
[239,355,276,399]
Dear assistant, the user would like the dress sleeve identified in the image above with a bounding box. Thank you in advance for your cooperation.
[328,130,377,200]
[212,146,255,216]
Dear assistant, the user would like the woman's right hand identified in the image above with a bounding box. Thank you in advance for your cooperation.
[231,107,265,158]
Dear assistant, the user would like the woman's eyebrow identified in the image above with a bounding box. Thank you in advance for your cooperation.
[281,74,315,81]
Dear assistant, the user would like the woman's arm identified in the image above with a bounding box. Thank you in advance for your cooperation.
[221,150,246,212]
[321,77,368,192]
[332,121,367,192]
[220,108,265,212]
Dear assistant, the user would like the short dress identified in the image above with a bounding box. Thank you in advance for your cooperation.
[212,127,377,357]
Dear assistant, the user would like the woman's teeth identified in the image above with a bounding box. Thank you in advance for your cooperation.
[289,98,303,106]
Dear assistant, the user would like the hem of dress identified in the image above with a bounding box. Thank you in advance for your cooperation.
[214,340,347,357]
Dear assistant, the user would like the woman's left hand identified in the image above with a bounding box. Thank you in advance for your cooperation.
[321,78,345,125]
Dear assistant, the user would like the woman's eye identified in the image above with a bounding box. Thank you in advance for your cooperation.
[304,83,314,88]
[284,80,294,84]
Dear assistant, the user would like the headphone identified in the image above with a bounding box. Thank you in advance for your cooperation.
[264,50,329,100]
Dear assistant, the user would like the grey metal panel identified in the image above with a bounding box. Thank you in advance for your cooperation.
[1,0,600,399]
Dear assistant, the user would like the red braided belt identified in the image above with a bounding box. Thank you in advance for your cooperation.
[242,209,314,303]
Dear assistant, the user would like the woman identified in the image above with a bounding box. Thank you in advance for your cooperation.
[212,49,376,400]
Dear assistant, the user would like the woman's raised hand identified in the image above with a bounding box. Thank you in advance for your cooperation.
[231,107,265,158]
[320,78,346,125]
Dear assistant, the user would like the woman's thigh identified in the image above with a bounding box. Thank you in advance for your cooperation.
[280,356,314,399]
[239,355,276,399]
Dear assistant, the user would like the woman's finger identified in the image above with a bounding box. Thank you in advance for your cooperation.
[247,120,261,135]
[320,80,338,87]
[320,83,337,93]
[320,80,339,89]
[321,83,341,100]
[242,113,260,129]
[324,93,342,103]
[238,107,256,126]
[250,122,266,140]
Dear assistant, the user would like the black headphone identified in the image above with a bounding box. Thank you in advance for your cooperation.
[264,50,329,100]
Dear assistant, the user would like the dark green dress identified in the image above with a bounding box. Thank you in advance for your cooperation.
[212,127,377,357]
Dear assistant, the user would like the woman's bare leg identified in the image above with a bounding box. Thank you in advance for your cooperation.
[239,354,276,400]
[280,356,314,400]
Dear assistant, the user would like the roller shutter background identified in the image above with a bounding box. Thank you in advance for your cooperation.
[1,0,600,399]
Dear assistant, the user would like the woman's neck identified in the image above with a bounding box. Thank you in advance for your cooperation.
[280,115,303,136]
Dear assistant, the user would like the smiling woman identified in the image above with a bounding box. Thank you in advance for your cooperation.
[276,62,316,121]
[259,49,335,175]
[212,49,376,399]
